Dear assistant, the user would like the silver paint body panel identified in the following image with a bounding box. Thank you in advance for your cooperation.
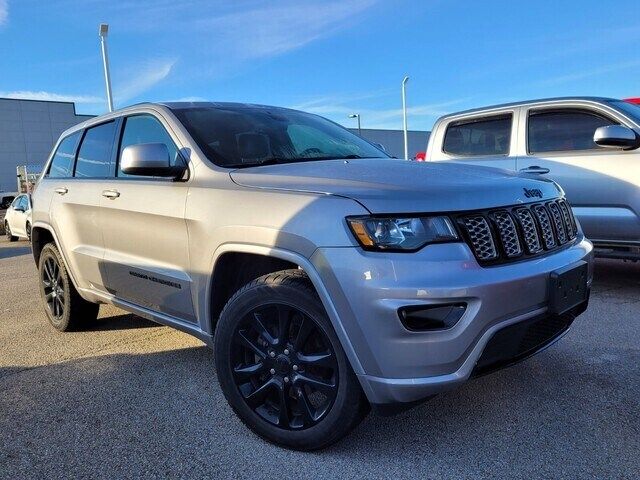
[32,102,594,406]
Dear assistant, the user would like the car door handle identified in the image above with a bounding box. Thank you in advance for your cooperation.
[519,165,550,174]
[54,187,68,195]
[102,189,120,199]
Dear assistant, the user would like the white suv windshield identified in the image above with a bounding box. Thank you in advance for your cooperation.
[609,100,640,124]
[172,105,389,168]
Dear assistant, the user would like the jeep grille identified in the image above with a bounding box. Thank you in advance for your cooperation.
[457,199,579,265]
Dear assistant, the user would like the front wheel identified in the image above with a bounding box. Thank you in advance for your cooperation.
[214,270,369,450]
[38,243,99,331]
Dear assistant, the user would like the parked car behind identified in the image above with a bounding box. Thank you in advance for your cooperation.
[4,193,32,241]
[425,97,640,260]
[31,102,592,450]
[1,191,18,209]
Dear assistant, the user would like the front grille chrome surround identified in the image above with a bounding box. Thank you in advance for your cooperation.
[457,198,579,266]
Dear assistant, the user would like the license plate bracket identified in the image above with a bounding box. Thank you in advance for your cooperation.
[549,261,588,315]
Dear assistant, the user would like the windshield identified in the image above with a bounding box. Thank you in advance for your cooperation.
[172,105,390,168]
[608,100,640,124]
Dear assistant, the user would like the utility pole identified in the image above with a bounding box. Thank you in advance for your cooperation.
[99,23,114,112]
[402,76,410,160]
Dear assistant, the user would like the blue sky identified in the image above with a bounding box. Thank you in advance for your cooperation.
[1,0,639,130]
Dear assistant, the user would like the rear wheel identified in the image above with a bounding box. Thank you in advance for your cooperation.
[26,222,31,242]
[215,270,369,450]
[38,243,99,331]
[5,222,18,242]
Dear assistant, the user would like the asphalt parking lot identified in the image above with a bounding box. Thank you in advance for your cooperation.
[0,237,638,479]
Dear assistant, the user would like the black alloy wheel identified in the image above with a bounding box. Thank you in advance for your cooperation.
[42,254,65,321]
[231,302,339,430]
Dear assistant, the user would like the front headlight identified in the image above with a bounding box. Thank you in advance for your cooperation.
[346,215,459,251]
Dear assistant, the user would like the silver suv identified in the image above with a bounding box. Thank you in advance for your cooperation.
[425,97,640,261]
[32,102,593,450]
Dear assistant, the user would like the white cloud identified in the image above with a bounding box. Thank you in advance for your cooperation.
[293,95,471,130]
[534,60,640,87]
[0,90,102,104]
[196,0,376,61]
[0,0,7,25]
[113,58,176,104]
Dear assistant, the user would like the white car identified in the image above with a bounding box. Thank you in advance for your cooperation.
[4,194,32,242]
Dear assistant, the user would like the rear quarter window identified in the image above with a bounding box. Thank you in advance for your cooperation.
[443,114,512,156]
[48,131,82,178]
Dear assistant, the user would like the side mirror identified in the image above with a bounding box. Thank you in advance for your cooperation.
[593,125,640,150]
[121,143,186,177]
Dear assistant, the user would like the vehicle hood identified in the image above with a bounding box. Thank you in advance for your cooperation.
[230,159,563,213]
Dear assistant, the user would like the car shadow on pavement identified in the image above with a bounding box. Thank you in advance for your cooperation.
[89,313,158,331]
[1,337,638,478]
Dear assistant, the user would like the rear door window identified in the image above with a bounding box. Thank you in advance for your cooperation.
[75,121,118,178]
[48,131,82,178]
[528,109,618,153]
[443,114,512,156]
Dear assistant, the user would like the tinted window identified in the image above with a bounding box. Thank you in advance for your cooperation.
[528,110,617,153]
[118,115,180,177]
[172,106,388,168]
[48,132,81,178]
[75,122,117,178]
[443,114,512,156]
[11,195,22,207]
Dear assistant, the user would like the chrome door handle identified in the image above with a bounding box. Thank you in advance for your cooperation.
[54,187,68,195]
[102,189,120,199]
[519,165,550,174]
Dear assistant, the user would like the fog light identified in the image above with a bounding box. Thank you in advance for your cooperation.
[399,304,466,331]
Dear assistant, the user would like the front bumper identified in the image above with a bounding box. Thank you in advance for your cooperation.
[310,236,593,406]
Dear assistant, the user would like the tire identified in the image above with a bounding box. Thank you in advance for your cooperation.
[26,222,31,242]
[214,269,369,450]
[38,243,100,331]
[5,222,18,242]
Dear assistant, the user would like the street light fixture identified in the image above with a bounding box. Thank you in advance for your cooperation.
[349,113,361,136]
[98,23,114,112]
[402,76,410,160]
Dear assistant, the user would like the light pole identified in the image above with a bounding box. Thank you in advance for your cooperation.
[401,76,409,160]
[99,23,114,112]
[349,113,361,136]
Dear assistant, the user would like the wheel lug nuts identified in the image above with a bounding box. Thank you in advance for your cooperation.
[270,368,276,375]
[284,377,289,383]
[292,365,298,371]
[269,351,276,358]
[284,349,290,355]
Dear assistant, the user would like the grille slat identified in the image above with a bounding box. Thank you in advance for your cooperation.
[532,204,556,249]
[459,199,578,265]
[557,199,577,239]
[461,216,498,261]
[491,211,522,258]
[547,202,568,244]
[514,208,543,254]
